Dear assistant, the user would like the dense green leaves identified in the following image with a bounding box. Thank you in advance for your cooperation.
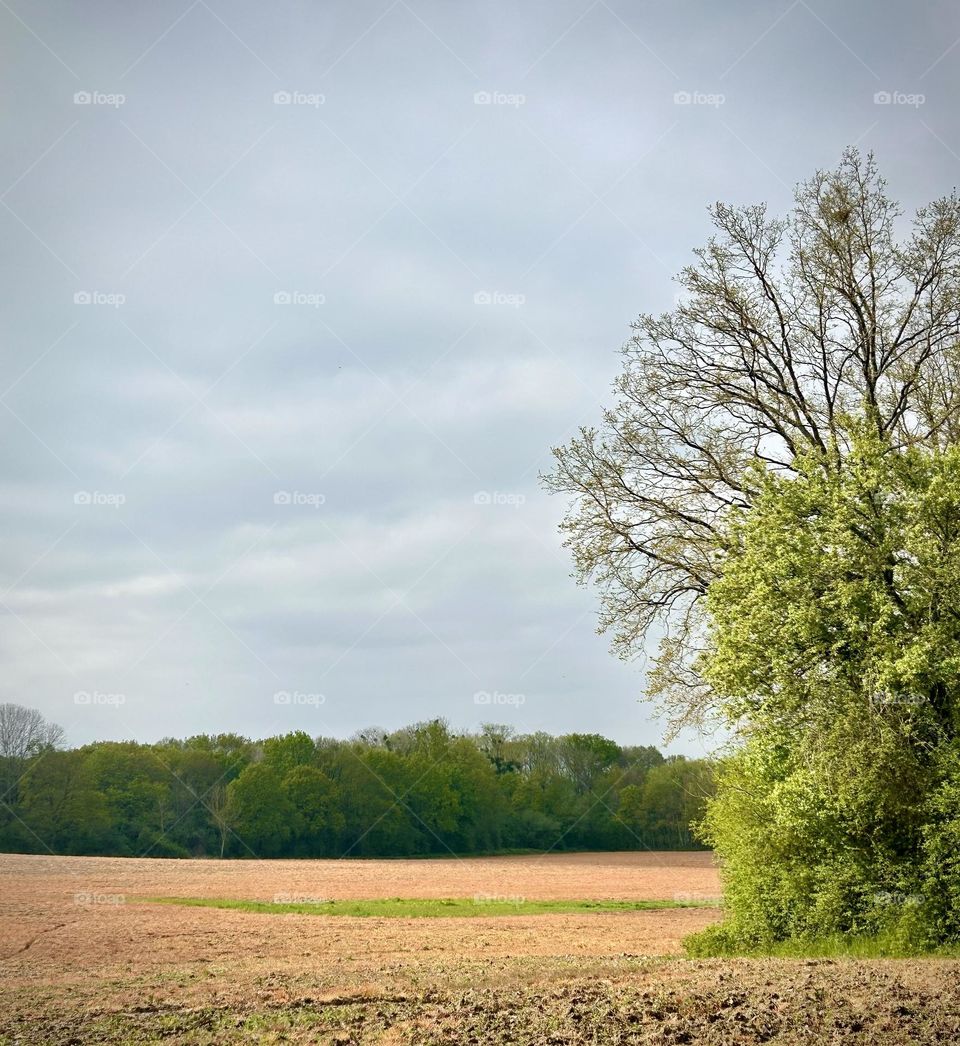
[0,713,713,859]
[695,433,960,950]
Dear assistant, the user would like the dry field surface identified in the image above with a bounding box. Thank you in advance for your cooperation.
[2,850,959,1044]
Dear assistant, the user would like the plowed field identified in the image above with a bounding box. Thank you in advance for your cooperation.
[2,851,958,1044]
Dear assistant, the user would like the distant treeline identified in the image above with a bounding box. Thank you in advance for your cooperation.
[0,705,714,858]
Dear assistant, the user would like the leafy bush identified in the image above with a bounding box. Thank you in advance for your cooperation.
[694,432,960,952]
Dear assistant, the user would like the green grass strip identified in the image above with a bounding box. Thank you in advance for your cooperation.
[688,933,960,960]
[144,895,722,918]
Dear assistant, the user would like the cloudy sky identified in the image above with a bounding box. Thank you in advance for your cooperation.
[1,0,957,753]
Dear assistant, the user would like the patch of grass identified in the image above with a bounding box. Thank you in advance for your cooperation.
[685,922,960,959]
[760,936,960,959]
[145,895,719,918]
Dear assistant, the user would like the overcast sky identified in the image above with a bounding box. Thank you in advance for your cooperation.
[1,0,957,754]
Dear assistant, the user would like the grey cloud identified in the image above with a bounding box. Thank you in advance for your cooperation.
[1,0,957,755]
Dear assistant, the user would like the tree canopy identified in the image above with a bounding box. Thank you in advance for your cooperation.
[547,149,960,950]
[0,710,713,860]
[546,148,960,736]
[698,432,960,947]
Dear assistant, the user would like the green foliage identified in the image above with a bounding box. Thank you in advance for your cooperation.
[684,920,960,959]
[0,716,713,859]
[262,731,317,776]
[634,758,715,849]
[19,750,112,853]
[226,763,296,856]
[698,431,960,951]
[557,733,621,793]
[280,765,343,855]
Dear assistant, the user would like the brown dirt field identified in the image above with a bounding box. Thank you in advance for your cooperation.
[0,848,722,903]
[0,851,721,983]
[2,851,959,1044]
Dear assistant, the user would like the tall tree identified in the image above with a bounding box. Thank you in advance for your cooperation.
[545,149,960,735]
[281,765,343,855]
[207,784,232,859]
[0,703,64,803]
[19,749,110,853]
[225,763,296,856]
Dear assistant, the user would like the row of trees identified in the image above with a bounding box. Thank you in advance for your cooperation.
[0,705,713,859]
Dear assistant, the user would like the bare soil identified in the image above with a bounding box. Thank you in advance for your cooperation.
[1,851,958,1044]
